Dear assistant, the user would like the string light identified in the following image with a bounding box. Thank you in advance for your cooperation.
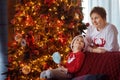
[6,0,87,79]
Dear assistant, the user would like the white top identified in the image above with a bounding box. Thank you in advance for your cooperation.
[86,23,119,51]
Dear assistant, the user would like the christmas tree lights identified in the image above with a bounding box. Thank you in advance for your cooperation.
[3,0,88,80]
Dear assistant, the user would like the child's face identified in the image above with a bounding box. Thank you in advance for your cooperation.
[73,37,85,50]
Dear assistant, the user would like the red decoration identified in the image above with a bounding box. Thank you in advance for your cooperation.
[8,41,17,47]
[58,34,67,45]
[11,19,16,24]
[5,76,10,80]
[69,22,75,29]
[25,31,35,46]
[86,23,90,27]
[44,0,55,6]
[57,20,64,27]
[43,63,49,70]
[33,50,39,55]
[8,56,13,63]
[24,15,34,27]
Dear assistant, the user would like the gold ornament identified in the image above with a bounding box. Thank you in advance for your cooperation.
[74,12,80,20]
[22,65,31,75]
[14,33,22,43]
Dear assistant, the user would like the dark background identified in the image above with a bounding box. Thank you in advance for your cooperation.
[0,0,8,80]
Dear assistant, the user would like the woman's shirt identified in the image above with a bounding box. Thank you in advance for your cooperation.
[86,23,119,51]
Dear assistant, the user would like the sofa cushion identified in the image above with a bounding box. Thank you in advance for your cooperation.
[74,52,120,80]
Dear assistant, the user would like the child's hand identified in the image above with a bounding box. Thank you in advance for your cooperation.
[59,66,68,73]
[58,63,62,67]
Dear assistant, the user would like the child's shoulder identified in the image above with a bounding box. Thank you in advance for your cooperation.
[75,51,85,55]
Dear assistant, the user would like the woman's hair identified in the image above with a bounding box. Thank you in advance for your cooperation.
[90,6,107,20]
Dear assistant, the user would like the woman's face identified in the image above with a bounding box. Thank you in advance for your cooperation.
[73,37,85,50]
[90,13,106,29]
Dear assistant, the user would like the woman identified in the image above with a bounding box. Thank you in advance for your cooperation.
[40,35,86,80]
[86,6,119,53]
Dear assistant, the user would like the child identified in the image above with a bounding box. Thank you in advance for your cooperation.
[40,35,87,80]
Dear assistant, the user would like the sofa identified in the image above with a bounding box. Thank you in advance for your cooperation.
[73,52,120,80]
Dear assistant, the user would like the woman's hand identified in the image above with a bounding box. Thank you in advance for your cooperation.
[92,47,106,53]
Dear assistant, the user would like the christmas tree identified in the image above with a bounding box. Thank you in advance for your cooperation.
[4,0,88,80]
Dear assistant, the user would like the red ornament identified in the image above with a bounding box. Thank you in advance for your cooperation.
[25,31,35,46]
[43,63,49,70]
[69,22,75,29]
[57,20,64,27]
[5,76,10,80]
[86,23,90,27]
[50,38,54,42]
[8,56,13,63]
[33,50,39,55]
[11,19,16,24]
[8,41,17,47]
[58,34,67,45]
[25,15,34,27]
[44,0,55,6]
